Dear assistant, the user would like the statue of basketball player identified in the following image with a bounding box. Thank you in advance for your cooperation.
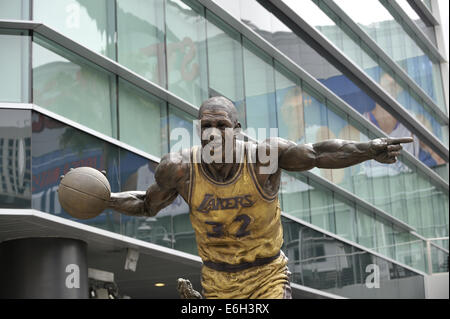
[107,96,413,299]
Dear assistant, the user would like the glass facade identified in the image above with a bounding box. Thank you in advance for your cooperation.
[333,0,446,113]
[290,0,448,151]
[396,0,437,45]
[33,35,117,138]
[33,0,116,59]
[0,0,448,298]
[116,0,166,87]
[0,0,29,20]
[0,109,31,208]
[0,30,29,103]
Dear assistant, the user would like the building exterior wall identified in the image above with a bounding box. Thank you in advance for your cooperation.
[0,0,448,298]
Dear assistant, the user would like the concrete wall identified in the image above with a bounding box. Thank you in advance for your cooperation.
[424,273,449,299]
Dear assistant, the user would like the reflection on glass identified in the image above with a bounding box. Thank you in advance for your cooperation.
[430,187,449,239]
[403,166,422,231]
[242,38,276,135]
[334,0,445,112]
[119,149,194,251]
[416,172,435,237]
[118,79,167,157]
[346,120,374,204]
[302,83,332,180]
[206,9,245,118]
[356,207,375,249]
[281,216,426,298]
[374,217,395,259]
[326,102,352,191]
[33,0,115,58]
[33,37,117,138]
[165,0,208,106]
[309,181,335,233]
[0,109,31,208]
[117,0,166,87]
[0,0,29,19]
[396,0,437,45]
[299,0,446,152]
[430,245,448,274]
[31,111,121,233]
[0,31,30,103]
[275,61,304,143]
[280,172,311,222]
[168,105,200,152]
[334,196,356,242]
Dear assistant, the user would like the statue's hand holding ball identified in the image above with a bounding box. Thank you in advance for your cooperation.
[58,167,111,219]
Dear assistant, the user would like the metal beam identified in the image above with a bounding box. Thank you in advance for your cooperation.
[407,0,440,26]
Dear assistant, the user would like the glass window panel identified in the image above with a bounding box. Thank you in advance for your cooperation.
[31,111,121,233]
[309,181,335,233]
[119,149,190,249]
[393,227,412,267]
[326,102,353,191]
[165,0,208,106]
[356,206,375,249]
[346,119,374,204]
[396,0,437,45]
[334,195,357,243]
[431,188,449,238]
[0,109,31,208]
[403,166,422,230]
[206,9,245,117]
[275,61,304,143]
[0,30,29,103]
[410,238,427,273]
[430,245,448,274]
[33,0,116,58]
[367,132,392,213]
[334,0,446,113]
[168,104,200,152]
[118,79,167,157]
[387,159,408,223]
[33,36,117,138]
[416,171,435,237]
[0,0,29,19]
[302,83,331,179]
[242,37,276,135]
[279,172,311,222]
[375,217,395,259]
[173,212,197,255]
[117,0,166,87]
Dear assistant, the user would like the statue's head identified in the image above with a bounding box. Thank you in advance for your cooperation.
[198,96,241,150]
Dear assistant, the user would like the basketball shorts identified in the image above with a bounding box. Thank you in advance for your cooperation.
[200,252,292,299]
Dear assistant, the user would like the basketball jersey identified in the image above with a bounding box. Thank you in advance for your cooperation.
[187,143,283,267]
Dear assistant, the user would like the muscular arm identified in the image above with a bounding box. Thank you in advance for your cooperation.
[108,152,189,217]
[275,137,413,172]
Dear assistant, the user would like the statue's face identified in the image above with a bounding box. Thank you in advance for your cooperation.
[199,108,235,150]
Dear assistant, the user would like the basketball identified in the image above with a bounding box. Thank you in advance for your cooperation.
[58,167,111,220]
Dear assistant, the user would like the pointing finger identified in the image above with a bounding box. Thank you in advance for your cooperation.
[387,137,414,145]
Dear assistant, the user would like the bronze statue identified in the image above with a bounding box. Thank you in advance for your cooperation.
[107,96,412,299]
